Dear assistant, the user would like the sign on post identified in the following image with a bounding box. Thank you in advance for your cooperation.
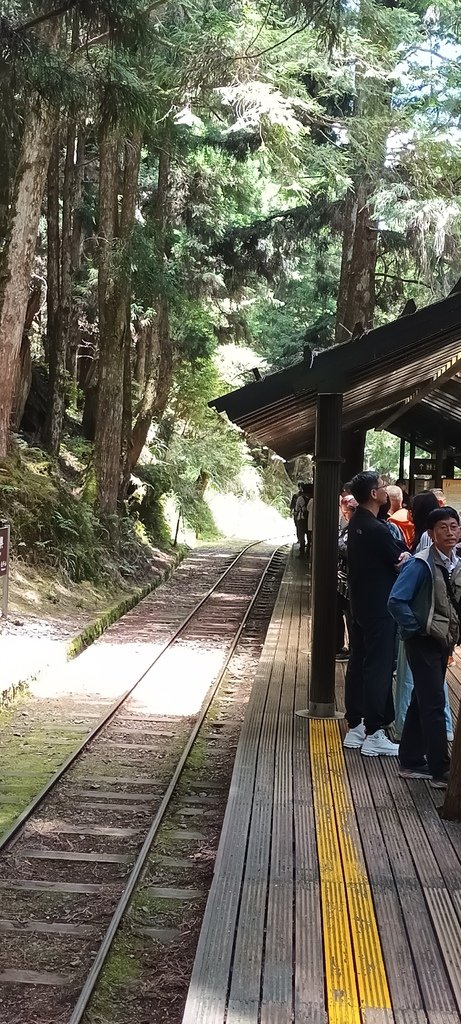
[443,479,461,516]
[0,522,10,618]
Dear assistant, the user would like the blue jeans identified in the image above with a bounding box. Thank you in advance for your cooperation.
[394,639,453,739]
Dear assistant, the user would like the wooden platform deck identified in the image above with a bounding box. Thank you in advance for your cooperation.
[182,552,461,1024]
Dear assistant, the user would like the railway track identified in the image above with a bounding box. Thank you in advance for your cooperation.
[0,540,286,1024]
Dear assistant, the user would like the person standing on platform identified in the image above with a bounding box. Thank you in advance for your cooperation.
[432,488,447,507]
[306,486,314,559]
[386,485,415,549]
[388,506,461,788]
[396,478,410,508]
[336,494,357,662]
[343,471,408,756]
[393,491,454,741]
[294,484,309,556]
[290,482,304,530]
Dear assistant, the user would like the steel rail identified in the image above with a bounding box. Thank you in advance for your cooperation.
[68,542,284,1024]
[0,539,276,855]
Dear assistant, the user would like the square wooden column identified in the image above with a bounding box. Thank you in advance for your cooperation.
[399,437,406,483]
[409,434,416,497]
[435,427,444,489]
[308,392,343,718]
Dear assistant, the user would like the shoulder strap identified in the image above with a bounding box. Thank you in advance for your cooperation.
[438,564,461,626]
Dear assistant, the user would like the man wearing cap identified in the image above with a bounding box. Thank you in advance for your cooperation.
[388,506,461,788]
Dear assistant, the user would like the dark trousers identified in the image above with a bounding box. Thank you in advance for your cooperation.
[296,519,307,552]
[400,636,450,779]
[345,615,396,735]
[336,592,352,653]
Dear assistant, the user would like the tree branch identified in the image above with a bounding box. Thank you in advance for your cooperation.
[74,0,166,53]
[375,272,433,289]
[17,2,75,33]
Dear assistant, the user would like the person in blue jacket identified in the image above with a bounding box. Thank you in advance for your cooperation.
[388,506,461,788]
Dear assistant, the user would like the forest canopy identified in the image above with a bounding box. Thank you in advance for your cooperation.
[1,0,461,569]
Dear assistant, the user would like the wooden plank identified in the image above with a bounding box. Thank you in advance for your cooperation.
[145,886,203,900]
[260,567,298,1024]
[70,790,157,802]
[18,848,131,865]
[324,720,393,1021]
[226,570,294,1024]
[0,970,73,987]
[0,920,95,936]
[182,564,289,1024]
[342,727,428,1022]
[380,760,461,1019]
[74,802,151,812]
[310,719,362,1024]
[293,567,326,1024]
[68,775,160,786]
[362,757,459,1020]
[27,823,138,838]
[0,879,115,895]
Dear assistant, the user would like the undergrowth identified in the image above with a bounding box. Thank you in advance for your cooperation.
[0,442,173,585]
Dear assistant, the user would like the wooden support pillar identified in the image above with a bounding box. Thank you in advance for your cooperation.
[445,455,455,479]
[341,427,365,485]
[409,434,416,497]
[399,437,405,483]
[308,392,343,718]
[435,428,444,489]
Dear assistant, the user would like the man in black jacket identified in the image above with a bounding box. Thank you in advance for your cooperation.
[344,471,408,755]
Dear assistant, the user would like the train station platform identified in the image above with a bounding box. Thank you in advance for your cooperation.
[182,551,461,1024]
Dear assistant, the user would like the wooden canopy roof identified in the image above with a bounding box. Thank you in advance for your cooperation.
[211,291,461,459]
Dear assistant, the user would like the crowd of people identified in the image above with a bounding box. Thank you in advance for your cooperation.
[292,473,461,788]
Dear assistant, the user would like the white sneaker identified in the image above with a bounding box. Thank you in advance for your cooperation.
[343,721,366,749]
[361,729,400,757]
[447,732,454,742]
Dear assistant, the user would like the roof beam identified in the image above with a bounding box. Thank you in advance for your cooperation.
[378,354,461,430]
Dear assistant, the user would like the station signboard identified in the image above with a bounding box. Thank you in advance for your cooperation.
[443,479,461,515]
[0,524,9,577]
[0,522,9,616]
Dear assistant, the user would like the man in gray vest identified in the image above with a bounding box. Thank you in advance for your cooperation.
[388,506,461,788]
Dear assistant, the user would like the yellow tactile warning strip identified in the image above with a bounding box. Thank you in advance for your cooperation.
[310,719,392,1023]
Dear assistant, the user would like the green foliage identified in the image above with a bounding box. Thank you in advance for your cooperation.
[0,450,105,581]
[129,463,172,549]
[0,445,170,583]
[365,431,402,481]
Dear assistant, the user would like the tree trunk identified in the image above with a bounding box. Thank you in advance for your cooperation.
[335,178,378,343]
[441,721,461,820]
[196,470,209,497]
[82,386,98,441]
[71,130,86,274]
[134,321,148,389]
[129,297,174,471]
[12,279,42,429]
[0,117,10,242]
[94,129,141,517]
[120,306,133,496]
[68,129,86,382]
[128,148,173,474]
[0,97,58,455]
[44,131,61,451]
[53,121,75,452]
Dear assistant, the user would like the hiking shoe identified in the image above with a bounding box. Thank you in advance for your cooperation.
[361,730,400,757]
[399,764,431,780]
[336,649,350,662]
[343,721,366,749]
[429,773,450,790]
